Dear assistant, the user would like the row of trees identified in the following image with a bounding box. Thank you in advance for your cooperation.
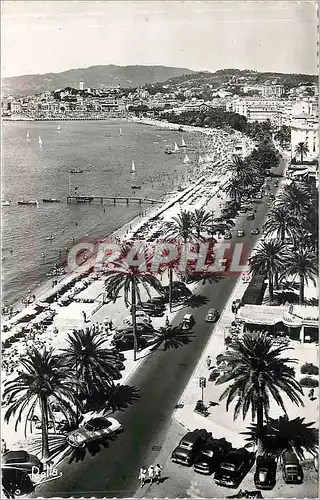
[249,179,318,304]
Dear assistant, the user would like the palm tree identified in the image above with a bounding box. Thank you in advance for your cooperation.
[105,261,163,361]
[294,141,309,162]
[192,208,212,238]
[61,328,121,413]
[263,205,302,242]
[224,176,243,205]
[167,210,195,243]
[249,240,290,303]
[243,415,318,460]
[216,333,304,451]
[284,248,318,304]
[3,348,77,461]
[277,182,311,217]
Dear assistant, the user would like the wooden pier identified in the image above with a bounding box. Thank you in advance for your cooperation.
[66,195,163,205]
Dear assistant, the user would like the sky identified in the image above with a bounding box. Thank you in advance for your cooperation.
[1,1,318,78]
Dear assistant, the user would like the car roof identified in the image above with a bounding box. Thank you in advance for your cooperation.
[183,314,193,319]
[87,417,108,426]
[3,451,29,461]
[257,455,276,465]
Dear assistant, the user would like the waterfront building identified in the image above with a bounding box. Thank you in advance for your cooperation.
[79,81,85,91]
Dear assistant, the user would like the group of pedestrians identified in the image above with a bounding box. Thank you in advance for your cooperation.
[138,464,163,488]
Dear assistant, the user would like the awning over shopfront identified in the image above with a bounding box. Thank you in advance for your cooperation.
[238,305,287,326]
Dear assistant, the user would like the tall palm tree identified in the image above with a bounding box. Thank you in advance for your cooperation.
[263,205,302,242]
[249,240,290,303]
[167,210,195,243]
[61,328,121,413]
[216,333,304,451]
[3,348,77,461]
[284,247,318,304]
[105,261,164,361]
[192,208,212,238]
[243,415,318,460]
[294,141,309,162]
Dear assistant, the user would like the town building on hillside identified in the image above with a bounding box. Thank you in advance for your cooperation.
[261,84,285,98]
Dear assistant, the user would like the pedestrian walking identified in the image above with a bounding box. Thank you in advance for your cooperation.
[206,355,212,369]
[154,464,163,484]
[82,311,87,323]
[138,466,147,488]
[109,319,113,330]
[147,465,155,483]
[165,316,170,328]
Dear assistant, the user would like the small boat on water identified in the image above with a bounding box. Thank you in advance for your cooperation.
[17,200,38,205]
[131,185,141,190]
[131,160,136,173]
[42,198,60,203]
[57,125,61,131]
[70,168,83,174]
[174,142,179,153]
[38,136,43,146]
[26,131,30,140]
[183,154,190,164]
[181,137,187,148]
[119,128,123,136]
[2,200,11,206]
[46,235,55,240]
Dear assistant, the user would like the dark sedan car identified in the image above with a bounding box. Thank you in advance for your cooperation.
[214,449,255,488]
[254,455,277,490]
[194,438,232,475]
[2,467,34,497]
[2,451,43,474]
[171,429,211,466]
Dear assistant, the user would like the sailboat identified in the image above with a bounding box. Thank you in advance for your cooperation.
[174,142,179,153]
[26,130,30,140]
[183,154,190,164]
[38,136,43,146]
[131,160,136,173]
[57,124,61,131]
[181,137,186,148]
[119,128,123,136]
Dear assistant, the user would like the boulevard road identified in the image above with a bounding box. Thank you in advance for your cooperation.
[35,164,284,498]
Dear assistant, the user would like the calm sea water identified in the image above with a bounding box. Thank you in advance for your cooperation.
[2,120,200,304]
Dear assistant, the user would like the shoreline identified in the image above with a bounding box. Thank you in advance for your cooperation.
[3,121,253,327]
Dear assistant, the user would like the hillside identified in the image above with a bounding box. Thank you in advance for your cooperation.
[2,64,195,96]
[165,68,317,87]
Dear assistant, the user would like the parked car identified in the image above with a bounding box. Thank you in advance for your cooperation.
[281,451,303,484]
[181,313,195,330]
[205,309,220,323]
[254,455,277,490]
[224,231,232,240]
[246,212,255,220]
[171,429,211,466]
[250,228,260,235]
[239,207,247,214]
[237,229,245,237]
[112,332,148,351]
[132,303,165,317]
[194,438,232,475]
[2,451,43,474]
[67,417,122,447]
[123,317,152,328]
[214,448,255,488]
[1,467,34,497]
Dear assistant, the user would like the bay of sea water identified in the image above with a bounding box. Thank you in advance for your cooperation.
[2,120,200,304]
